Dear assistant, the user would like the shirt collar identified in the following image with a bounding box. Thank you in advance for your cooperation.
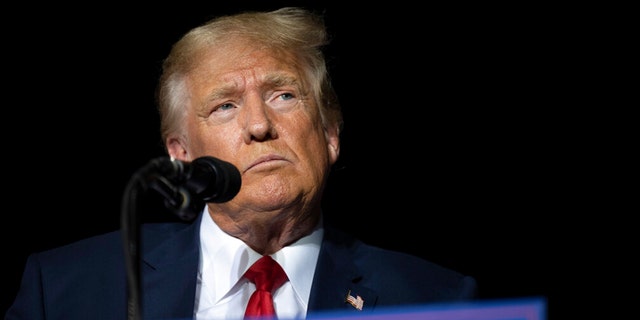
[199,209,323,304]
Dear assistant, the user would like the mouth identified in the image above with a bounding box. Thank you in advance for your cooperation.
[245,154,288,172]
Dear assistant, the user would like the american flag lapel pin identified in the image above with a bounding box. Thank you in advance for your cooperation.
[344,290,364,311]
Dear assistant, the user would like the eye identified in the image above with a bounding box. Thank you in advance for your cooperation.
[216,103,235,112]
[278,93,295,101]
[269,92,300,111]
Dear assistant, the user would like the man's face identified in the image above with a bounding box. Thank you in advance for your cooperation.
[167,39,339,212]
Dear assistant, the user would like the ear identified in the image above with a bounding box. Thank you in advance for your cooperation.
[166,136,190,161]
[325,124,340,165]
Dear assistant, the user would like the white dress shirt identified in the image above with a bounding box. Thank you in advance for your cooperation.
[194,210,323,319]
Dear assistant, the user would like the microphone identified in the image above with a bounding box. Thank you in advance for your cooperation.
[121,155,241,319]
[144,156,242,221]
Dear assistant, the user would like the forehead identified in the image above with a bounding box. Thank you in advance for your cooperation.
[189,37,302,85]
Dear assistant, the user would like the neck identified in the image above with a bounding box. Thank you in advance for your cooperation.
[207,205,321,255]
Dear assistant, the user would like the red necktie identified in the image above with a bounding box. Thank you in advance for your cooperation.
[244,256,288,319]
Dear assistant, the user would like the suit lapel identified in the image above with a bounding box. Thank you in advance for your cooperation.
[139,215,202,319]
[308,226,379,314]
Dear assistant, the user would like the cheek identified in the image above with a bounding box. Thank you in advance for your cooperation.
[189,125,237,156]
[299,129,332,168]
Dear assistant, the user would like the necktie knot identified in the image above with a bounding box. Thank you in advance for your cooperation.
[244,256,287,291]
[244,256,288,319]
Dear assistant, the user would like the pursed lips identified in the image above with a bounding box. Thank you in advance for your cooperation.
[244,154,288,173]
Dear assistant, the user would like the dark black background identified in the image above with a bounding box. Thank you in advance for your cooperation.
[3,1,591,318]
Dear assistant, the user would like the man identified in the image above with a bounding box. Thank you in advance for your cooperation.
[6,7,477,319]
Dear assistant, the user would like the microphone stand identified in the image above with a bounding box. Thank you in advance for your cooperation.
[121,171,143,320]
[120,158,201,320]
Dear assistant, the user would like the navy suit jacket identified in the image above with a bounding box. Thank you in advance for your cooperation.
[5,213,477,319]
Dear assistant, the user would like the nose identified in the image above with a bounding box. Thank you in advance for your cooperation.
[241,95,278,143]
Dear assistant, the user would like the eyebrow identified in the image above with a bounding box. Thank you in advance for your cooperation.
[260,72,300,89]
[202,71,302,106]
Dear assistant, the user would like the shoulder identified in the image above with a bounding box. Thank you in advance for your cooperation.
[325,225,459,275]
[321,225,478,301]
[32,221,192,268]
